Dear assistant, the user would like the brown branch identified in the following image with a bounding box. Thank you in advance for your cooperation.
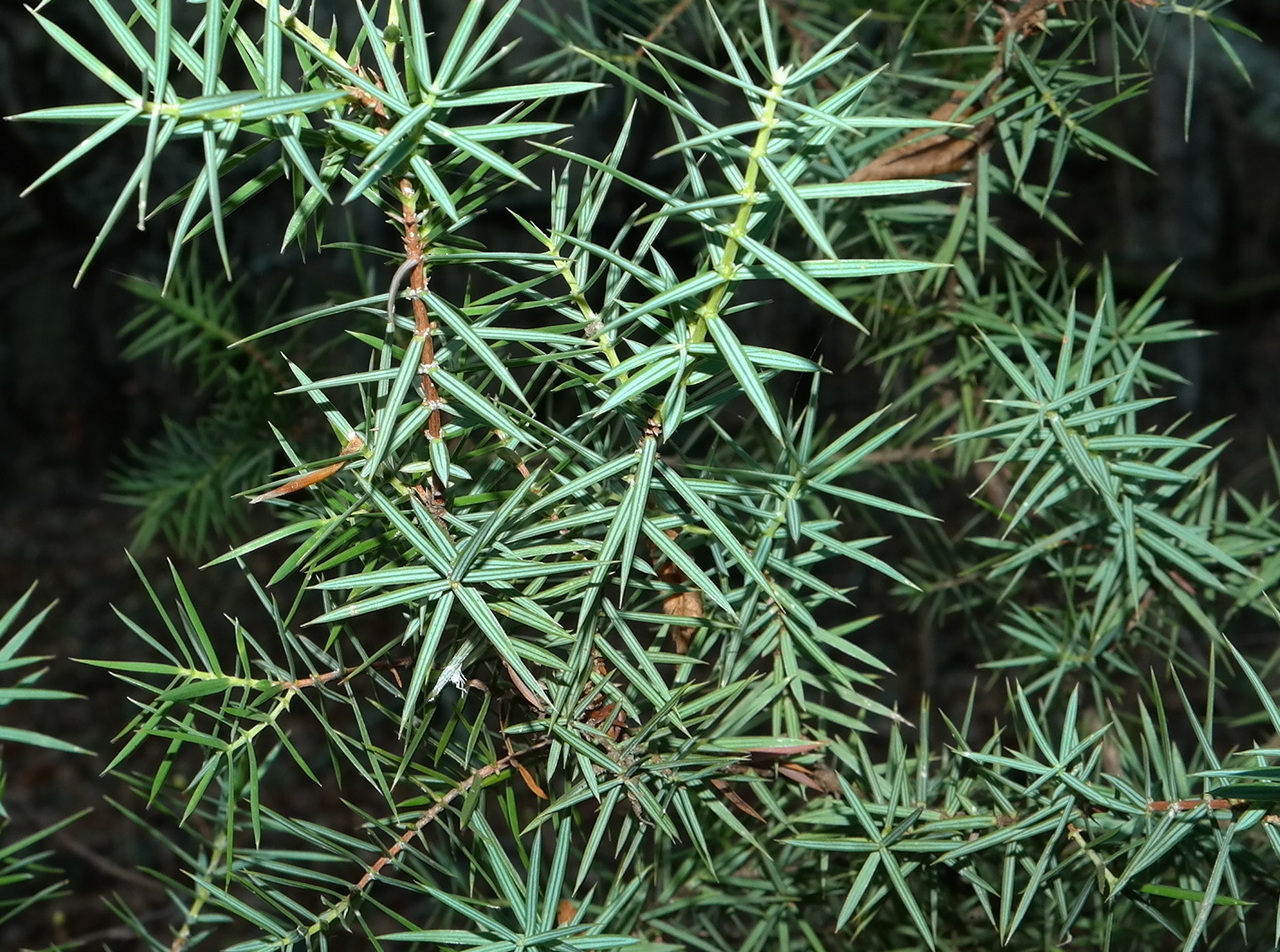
[634,0,694,59]
[396,181,449,519]
[1146,798,1280,821]
[275,655,415,690]
[386,255,421,326]
[348,740,552,895]
[348,66,449,521]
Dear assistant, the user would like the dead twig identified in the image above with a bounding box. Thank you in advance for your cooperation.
[348,740,552,894]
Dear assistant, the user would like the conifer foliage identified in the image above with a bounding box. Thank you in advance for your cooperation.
[14,0,1280,949]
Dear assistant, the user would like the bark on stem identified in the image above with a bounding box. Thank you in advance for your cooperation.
[397,177,447,513]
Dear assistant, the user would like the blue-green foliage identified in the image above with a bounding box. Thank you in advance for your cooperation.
[15,0,1280,950]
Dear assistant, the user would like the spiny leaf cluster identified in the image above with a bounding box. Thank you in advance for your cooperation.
[14,0,1280,950]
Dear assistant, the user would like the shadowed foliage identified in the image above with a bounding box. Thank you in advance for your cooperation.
[10,1,1280,950]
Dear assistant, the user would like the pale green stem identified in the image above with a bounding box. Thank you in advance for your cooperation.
[169,832,227,951]
[551,247,624,375]
[653,72,787,432]
[688,75,785,345]
[220,690,294,759]
[252,0,355,72]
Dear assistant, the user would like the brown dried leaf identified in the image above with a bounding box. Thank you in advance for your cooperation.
[655,529,703,654]
[776,763,828,793]
[581,655,627,739]
[250,435,365,504]
[584,702,627,740]
[503,659,547,714]
[514,759,548,800]
[711,777,765,822]
[847,95,977,184]
[663,589,702,655]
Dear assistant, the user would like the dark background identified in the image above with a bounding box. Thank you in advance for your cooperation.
[3,1,1280,947]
